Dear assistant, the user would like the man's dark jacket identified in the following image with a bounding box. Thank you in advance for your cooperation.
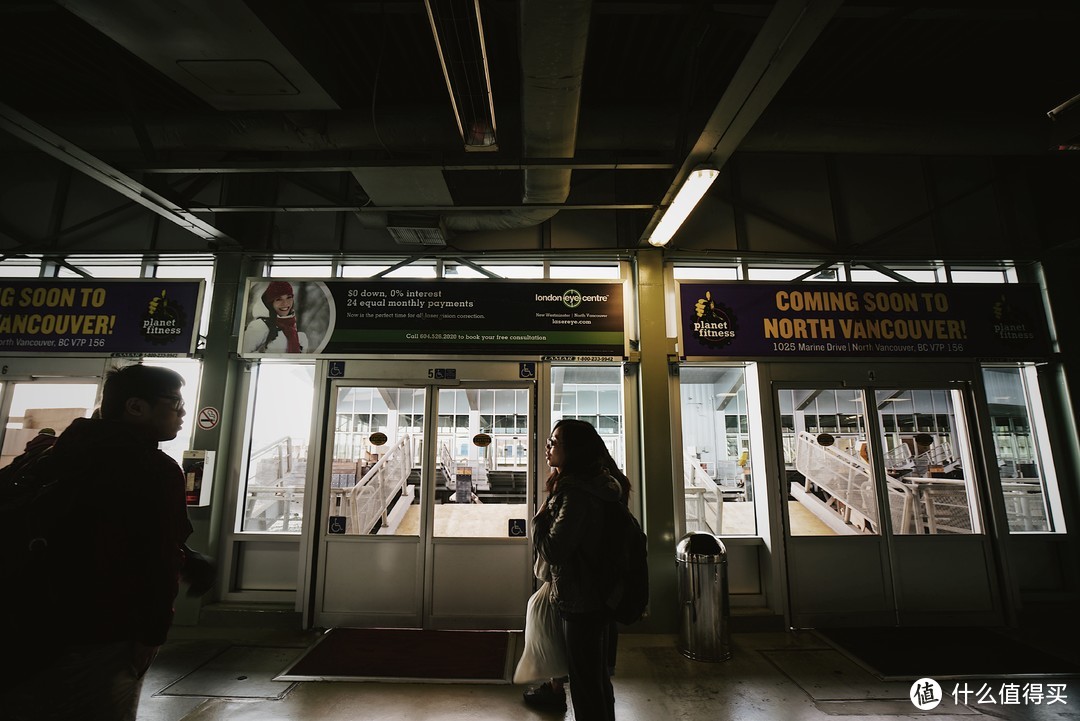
[48,418,192,646]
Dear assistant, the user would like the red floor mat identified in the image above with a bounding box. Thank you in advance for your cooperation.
[279,628,512,681]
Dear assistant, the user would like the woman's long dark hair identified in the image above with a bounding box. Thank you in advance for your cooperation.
[545,418,631,502]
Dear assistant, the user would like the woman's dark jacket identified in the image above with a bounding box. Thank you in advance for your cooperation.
[534,471,623,615]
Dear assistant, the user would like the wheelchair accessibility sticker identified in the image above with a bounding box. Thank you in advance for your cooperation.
[508,519,527,537]
[519,362,536,379]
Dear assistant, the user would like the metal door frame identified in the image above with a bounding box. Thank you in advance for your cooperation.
[304,359,537,630]
[766,361,1006,628]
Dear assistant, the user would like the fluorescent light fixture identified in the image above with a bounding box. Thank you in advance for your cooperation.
[424,0,498,152]
[647,166,719,247]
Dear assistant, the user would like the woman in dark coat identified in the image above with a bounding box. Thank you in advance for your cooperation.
[533,418,628,721]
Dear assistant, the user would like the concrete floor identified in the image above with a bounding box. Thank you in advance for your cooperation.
[135,626,1078,721]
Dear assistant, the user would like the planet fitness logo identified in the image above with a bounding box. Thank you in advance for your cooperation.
[142,289,188,346]
[691,290,738,349]
[991,294,1036,345]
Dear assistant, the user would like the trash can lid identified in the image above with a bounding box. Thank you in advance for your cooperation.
[676,531,726,561]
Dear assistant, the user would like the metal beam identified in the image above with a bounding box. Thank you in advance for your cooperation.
[0,101,238,247]
[642,0,843,244]
[190,203,655,213]
[132,158,676,174]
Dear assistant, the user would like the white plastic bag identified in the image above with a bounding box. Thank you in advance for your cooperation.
[513,581,567,684]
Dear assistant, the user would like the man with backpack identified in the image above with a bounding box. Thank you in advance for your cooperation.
[3,364,212,721]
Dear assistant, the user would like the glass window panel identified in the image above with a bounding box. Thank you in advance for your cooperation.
[781,387,877,536]
[435,387,530,538]
[494,390,517,414]
[550,364,626,475]
[982,365,1063,533]
[1,382,97,471]
[746,268,806,281]
[240,363,315,533]
[578,389,598,414]
[386,266,437,279]
[443,265,485,278]
[848,269,897,282]
[673,267,740,280]
[951,270,1008,284]
[326,384,423,536]
[478,265,544,279]
[680,366,757,536]
[549,265,620,279]
[0,263,42,277]
[598,389,621,414]
[270,265,333,278]
[876,388,980,536]
[341,265,392,278]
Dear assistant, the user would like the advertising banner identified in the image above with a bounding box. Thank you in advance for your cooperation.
[239,279,626,359]
[0,279,203,356]
[678,281,1051,360]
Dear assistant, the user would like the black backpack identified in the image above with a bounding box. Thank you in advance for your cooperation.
[0,443,73,620]
[603,501,649,625]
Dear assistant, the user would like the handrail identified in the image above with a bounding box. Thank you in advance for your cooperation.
[439,443,454,486]
[250,435,295,464]
[246,435,305,488]
[683,451,713,488]
[683,451,723,533]
[799,431,881,526]
[347,433,412,533]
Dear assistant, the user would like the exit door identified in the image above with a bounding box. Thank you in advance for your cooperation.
[770,362,1005,628]
[309,360,534,630]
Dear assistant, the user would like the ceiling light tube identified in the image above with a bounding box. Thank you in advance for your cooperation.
[647,167,719,247]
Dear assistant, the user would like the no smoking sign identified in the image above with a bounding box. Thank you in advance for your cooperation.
[196,407,220,431]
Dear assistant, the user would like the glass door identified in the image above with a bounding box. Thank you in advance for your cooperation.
[0,358,110,471]
[311,362,534,630]
[774,363,1004,628]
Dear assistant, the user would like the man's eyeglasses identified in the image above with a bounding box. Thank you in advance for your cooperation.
[157,394,185,412]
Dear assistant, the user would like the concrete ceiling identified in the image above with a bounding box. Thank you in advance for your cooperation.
[1,0,1078,251]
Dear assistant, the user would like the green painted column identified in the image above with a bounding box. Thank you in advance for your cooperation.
[635,248,680,633]
[174,253,255,623]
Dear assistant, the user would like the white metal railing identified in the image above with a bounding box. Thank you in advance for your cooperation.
[1001,480,1050,532]
[345,434,413,534]
[795,431,878,527]
[794,432,919,533]
[683,450,722,533]
[439,443,454,487]
[797,433,1048,534]
[244,436,307,532]
[882,442,912,472]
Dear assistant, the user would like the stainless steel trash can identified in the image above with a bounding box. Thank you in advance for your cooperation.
[676,532,732,661]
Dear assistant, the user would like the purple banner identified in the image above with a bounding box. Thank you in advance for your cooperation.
[678,282,1051,359]
[0,279,203,355]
